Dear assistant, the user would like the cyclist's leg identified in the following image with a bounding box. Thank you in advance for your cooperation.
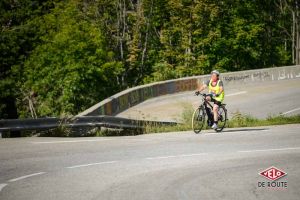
[212,100,222,128]
[213,103,219,124]
[204,97,213,126]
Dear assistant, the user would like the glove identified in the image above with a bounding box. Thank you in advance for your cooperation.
[195,91,200,96]
[215,93,220,97]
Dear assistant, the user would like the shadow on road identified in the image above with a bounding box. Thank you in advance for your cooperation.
[221,128,269,133]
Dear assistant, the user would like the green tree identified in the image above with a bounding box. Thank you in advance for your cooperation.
[0,0,57,119]
[21,1,124,117]
[1,0,297,121]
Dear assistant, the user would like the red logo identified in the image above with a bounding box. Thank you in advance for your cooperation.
[259,166,287,181]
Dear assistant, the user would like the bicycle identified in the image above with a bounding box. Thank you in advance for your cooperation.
[192,92,228,133]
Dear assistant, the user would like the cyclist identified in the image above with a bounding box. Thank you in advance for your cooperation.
[196,70,225,130]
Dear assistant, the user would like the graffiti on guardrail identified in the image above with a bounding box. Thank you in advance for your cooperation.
[105,101,113,115]
[223,74,251,82]
[142,87,153,101]
[176,79,197,92]
[98,80,198,115]
[278,69,295,80]
[79,65,300,117]
[253,71,271,78]
[224,71,276,83]
[129,90,139,106]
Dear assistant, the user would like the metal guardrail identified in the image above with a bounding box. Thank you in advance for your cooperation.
[0,116,177,137]
[78,65,300,117]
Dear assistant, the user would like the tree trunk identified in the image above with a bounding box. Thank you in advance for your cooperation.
[292,10,295,64]
[296,0,300,65]
[2,97,20,137]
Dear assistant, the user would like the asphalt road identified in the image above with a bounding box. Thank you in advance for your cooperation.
[117,78,300,121]
[0,124,300,200]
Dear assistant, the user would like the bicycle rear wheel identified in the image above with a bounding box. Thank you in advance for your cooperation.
[192,106,206,134]
[215,105,227,132]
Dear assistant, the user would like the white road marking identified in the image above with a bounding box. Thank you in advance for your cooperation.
[111,138,150,142]
[226,91,247,96]
[146,153,207,160]
[280,107,300,115]
[238,147,300,153]
[0,183,8,192]
[201,132,222,136]
[32,139,111,144]
[66,161,118,169]
[8,172,46,182]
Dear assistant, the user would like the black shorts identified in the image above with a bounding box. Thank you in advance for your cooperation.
[207,94,222,106]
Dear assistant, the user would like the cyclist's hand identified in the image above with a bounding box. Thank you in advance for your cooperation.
[195,91,200,96]
[215,93,220,97]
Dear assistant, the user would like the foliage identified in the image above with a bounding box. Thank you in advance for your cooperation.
[21,1,124,117]
[0,0,298,119]
[0,0,59,119]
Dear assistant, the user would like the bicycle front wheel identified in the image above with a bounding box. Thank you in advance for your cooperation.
[192,106,206,134]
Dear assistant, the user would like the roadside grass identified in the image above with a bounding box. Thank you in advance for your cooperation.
[229,113,300,127]
[9,105,299,137]
[144,104,300,134]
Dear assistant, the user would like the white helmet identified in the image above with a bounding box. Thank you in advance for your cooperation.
[211,70,220,76]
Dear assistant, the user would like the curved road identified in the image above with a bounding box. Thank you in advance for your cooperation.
[1,124,300,200]
[117,78,300,121]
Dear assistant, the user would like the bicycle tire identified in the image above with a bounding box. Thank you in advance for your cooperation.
[192,106,206,134]
[215,105,227,132]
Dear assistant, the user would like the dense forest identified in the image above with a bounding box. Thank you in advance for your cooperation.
[1,0,299,119]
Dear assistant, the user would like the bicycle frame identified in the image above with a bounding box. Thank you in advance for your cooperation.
[198,93,224,124]
[200,94,214,123]
[193,92,227,133]
[199,94,214,114]
[202,97,213,110]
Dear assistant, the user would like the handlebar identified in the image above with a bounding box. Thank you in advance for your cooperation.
[195,91,207,97]
[195,92,217,98]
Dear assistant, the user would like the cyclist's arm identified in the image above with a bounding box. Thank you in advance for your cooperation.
[217,81,224,95]
[218,86,224,95]
[197,82,208,92]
